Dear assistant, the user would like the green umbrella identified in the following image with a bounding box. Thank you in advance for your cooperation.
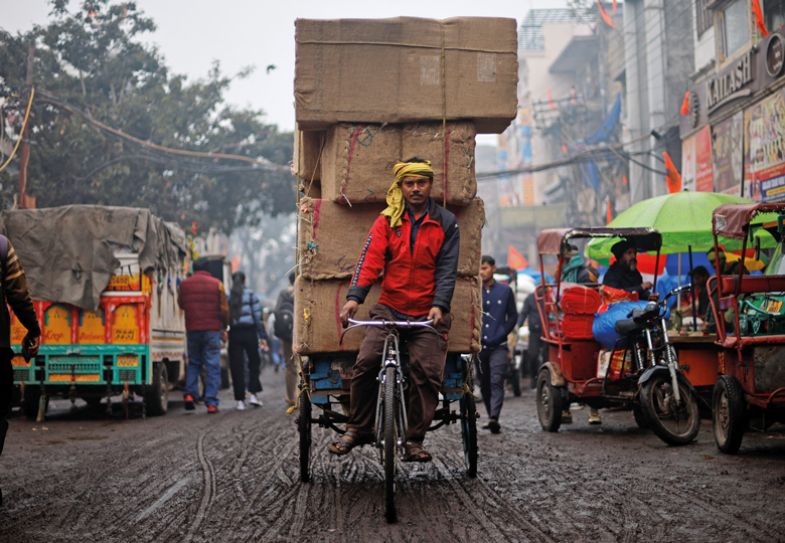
[586,191,775,259]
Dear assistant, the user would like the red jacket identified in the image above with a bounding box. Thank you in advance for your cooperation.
[178,271,228,332]
[347,199,459,316]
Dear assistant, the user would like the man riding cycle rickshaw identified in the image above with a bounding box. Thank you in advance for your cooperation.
[328,157,458,463]
[293,157,478,523]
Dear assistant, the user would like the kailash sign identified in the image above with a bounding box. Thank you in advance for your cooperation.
[707,51,753,112]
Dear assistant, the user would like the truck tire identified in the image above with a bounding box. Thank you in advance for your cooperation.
[144,362,169,416]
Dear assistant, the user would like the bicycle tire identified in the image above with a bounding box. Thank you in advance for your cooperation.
[460,394,478,478]
[384,365,397,523]
[298,393,312,483]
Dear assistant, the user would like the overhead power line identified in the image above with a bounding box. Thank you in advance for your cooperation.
[35,91,288,173]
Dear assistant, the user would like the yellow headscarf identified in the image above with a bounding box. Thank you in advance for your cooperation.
[381,160,434,227]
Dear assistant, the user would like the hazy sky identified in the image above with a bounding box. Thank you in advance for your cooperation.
[3,0,568,134]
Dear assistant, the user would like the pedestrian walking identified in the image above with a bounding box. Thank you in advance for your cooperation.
[519,290,546,388]
[477,255,518,433]
[228,271,268,411]
[274,271,296,407]
[0,235,41,506]
[178,259,228,414]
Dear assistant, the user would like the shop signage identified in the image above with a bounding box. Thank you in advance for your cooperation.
[766,33,785,78]
[707,50,753,112]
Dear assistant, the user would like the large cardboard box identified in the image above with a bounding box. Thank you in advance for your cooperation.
[293,275,481,354]
[318,122,476,206]
[297,197,484,279]
[294,17,518,133]
[293,126,323,182]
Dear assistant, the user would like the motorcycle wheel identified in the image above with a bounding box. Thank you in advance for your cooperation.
[632,404,649,430]
[640,374,700,446]
[712,375,745,454]
[536,367,563,432]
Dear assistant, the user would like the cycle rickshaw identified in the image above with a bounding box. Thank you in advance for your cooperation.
[296,317,479,523]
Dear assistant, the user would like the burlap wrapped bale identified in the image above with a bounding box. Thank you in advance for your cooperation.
[294,17,518,133]
[297,197,484,279]
[293,126,323,182]
[293,274,481,354]
[319,122,476,206]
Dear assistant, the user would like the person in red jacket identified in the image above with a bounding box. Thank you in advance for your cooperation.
[178,259,229,413]
[328,157,459,462]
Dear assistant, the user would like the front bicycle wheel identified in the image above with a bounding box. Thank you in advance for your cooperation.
[460,394,478,478]
[383,366,397,523]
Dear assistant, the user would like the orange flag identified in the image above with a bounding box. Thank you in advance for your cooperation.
[597,0,615,28]
[606,200,613,225]
[507,245,529,270]
[680,91,691,116]
[752,0,769,38]
[663,151,683,193]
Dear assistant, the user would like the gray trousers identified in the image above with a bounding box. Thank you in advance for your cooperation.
[476,346,508,420]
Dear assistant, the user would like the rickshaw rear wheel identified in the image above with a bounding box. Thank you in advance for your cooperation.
[536,367,563,432]
[712,375,745,454]
[460,394,478,478]
[640,374,700,446]
[383,366,397,523]
[298,392,312,483]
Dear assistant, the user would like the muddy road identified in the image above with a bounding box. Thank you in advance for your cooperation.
[2,374,785,543]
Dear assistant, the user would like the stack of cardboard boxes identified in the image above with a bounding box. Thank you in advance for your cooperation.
[292,16,518,355]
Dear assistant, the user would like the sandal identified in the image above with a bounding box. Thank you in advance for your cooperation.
[327,429,372,456]
[403,442,432,463]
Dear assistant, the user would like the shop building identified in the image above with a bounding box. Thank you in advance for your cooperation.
[681,0,785,202]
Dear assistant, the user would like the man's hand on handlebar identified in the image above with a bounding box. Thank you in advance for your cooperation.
[428,306,444,326]
[340,300,359,326]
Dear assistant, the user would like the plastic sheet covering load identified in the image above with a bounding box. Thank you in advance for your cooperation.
[0,206,186,310]
[297,197,484,280]
[592,301,651,348]
[293,275,481,354]
[294,122,477,206]
[294,17,518,133]
[560,284,601,315]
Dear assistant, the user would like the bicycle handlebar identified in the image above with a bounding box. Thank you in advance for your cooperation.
[346,318,434,328]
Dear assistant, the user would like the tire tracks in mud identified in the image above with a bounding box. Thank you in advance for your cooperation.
[183,432,216,543]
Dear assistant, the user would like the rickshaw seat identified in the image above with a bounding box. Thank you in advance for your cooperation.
[720,275,785,294]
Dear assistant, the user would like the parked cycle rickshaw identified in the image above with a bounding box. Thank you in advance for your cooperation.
[708,202,785,453]
[297,318,478,523]
[534,227,701,446]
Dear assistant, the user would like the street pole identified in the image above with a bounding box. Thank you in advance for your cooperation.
[18,41,35,209]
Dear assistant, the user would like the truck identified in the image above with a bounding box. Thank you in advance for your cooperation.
[6,205,187,418]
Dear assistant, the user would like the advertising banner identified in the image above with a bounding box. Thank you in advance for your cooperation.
[695,126,714,192]
[712,111,743,196]
[682,133,696,192]
[745,88,785,201]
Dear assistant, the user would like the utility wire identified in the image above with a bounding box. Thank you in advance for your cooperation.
[36,91,288,173]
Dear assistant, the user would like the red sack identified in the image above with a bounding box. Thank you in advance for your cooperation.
[598,285,638,313]
[561,283,601,315]
[561,314,594,339]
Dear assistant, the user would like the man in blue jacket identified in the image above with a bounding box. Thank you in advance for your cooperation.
[477,255,518,433]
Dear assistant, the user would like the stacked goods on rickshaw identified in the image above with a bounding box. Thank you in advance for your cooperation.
[6,206,187,418]
[293,17,518,132]
[291,17,518,518]
[709,203,785,454]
